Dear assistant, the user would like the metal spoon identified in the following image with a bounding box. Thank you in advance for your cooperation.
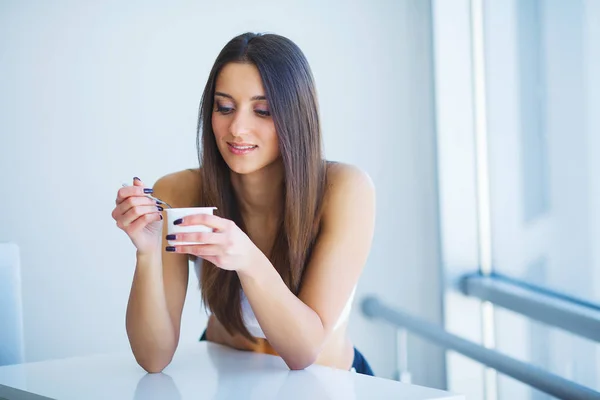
[121,183,173,208]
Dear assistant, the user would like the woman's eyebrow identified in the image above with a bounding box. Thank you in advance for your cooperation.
[215,91,233,99]
[215,91,266,101]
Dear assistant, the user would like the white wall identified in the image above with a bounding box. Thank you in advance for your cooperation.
[0,0,444,387]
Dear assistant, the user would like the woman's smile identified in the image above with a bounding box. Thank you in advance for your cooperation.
[227,142,258,155]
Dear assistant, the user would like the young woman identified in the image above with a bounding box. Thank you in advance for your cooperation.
[112,32,376,375]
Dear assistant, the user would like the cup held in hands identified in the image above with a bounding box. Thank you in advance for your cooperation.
[165,207,217,245]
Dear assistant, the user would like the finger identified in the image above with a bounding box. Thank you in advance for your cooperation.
[167,244,221,256]
[127,211,162,232]
[133,177,144,187]
[113,196,158,220]
[120,205,163,228]
[116,184,155,205]
[173,213,228,232]
[166,232,224,245]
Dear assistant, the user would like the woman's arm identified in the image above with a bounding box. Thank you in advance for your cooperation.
[125,247,188,372]
[238,164,376,369]
[125,171,198,372]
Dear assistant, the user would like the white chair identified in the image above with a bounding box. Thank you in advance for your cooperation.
[0,242,25,366]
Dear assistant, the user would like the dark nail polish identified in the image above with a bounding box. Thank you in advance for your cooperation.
[173,218,182,225]
[134,177,141,181]
[157,206,164,211]
[160,215,163,220]
[166,246,176,252]
[166,234,176,240]
[143,188,153,194]
[156,200,161,205]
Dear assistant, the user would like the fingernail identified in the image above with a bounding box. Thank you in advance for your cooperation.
[160,215,163,220]
[156,200,161,205]
[157,206,164,211]
[174,218,182,225]
[144,188,153,194]
[166,246,176,252]
[134,177,141,181]
[166,234,176,240]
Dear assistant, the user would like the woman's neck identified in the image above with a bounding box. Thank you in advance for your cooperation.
[230,160,284,219]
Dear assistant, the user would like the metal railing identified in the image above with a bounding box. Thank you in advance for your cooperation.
[460,272,600,342]
[361,296,600,400]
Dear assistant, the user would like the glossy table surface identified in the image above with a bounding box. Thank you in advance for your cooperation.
[0,342,463,399]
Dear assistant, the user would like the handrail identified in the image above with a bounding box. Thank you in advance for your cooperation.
[362,296,600,400]
[459,272,600,342]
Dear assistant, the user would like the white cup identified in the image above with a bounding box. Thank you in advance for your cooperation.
[165,207,217,245]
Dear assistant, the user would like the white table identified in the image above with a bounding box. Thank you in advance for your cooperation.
[0,342,463,399]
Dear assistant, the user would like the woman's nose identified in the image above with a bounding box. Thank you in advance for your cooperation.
[229,110,253,137]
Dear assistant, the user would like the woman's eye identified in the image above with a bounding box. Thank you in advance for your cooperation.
[255,109,271,117]
[216,105,233,114]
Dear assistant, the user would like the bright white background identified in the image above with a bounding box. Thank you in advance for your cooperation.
[433,0,600,398]
[0,0,445,388]
[483,0,600,396]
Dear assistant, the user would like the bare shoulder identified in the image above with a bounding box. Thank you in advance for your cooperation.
[153,168,202,208]
[325,162,375,200]
[323,162,376,222]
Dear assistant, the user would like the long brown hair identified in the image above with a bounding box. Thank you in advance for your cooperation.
[196,32,326,341]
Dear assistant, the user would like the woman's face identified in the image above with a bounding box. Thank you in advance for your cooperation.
[212,62,280,175]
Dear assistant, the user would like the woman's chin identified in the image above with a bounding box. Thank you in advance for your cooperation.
[226,160,284,177]
[220,151,283,176]
[225,160,261,175]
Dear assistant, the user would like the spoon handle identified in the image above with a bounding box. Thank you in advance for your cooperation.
[121,183,173,208]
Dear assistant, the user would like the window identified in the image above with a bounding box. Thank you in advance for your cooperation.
[433,0,600,398]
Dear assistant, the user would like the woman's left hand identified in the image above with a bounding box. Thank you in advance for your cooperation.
[165,214,261,273]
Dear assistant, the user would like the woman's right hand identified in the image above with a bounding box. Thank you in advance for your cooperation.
[112,177,164,254]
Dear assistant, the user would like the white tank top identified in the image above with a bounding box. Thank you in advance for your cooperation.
[193,258,355,339]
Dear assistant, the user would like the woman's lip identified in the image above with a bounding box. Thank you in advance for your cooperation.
[227,142,257,147]
[227,142,258,155]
